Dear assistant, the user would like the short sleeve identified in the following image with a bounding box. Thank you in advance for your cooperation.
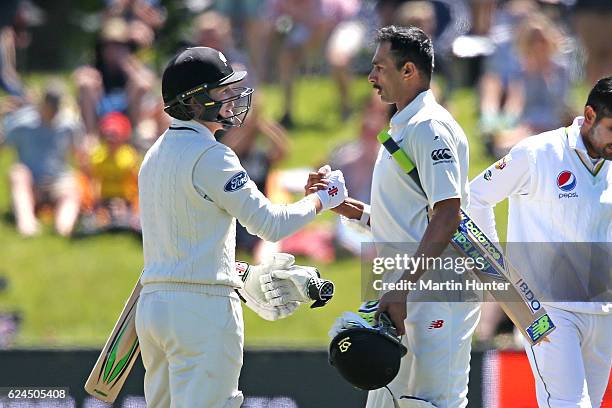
[407,119,463,207]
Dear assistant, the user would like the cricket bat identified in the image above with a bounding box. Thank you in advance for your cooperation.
[84,276,142,403]
[451,210,555,345]
[84,269,335,402]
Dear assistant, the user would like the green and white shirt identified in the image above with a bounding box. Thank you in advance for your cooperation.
[370,90,470,244]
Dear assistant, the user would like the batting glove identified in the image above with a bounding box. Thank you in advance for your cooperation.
[357,300,379,326]
[315,170,348,211]
[260,265,335,308]
[328,301,402,339]
[328,311,373,338]
[235,253,300,321]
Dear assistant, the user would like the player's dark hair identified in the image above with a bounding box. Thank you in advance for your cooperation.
[586,76,612,121]
[165,103,193,121]
[375,25,434,84]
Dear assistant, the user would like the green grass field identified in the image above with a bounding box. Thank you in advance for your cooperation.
[0,76,508,348]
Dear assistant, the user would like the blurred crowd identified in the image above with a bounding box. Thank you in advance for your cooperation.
[0,0,610,346]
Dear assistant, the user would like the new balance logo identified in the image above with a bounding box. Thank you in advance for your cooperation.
[328,186,339,197]
[431,149,452,161]
[428,320,444,329]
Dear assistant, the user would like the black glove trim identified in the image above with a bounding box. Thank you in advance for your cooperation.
[308,277,335,308]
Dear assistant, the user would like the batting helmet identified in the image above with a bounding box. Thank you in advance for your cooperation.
[329,313,407,390]
[162,46,253,127]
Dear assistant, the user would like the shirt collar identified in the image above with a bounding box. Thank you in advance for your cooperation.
[170,118,215,140]
[567,116,604,171]
[389,89,436,129]
[567,116,587,153]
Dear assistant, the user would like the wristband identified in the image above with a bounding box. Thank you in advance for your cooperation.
[359,204,371,227]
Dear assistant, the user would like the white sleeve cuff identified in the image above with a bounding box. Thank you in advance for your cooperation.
[359,204,371,228]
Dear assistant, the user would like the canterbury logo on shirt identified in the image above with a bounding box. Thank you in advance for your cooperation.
[431,148,453,164]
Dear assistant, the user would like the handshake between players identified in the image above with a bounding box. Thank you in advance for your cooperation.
[236,165,348,320]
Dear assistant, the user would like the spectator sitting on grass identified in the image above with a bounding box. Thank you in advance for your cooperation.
[73,17,155,146]
[0,84,84,237]
[491,12,573,156]
[0,0,23,97]
[103,0,166,51]
[266,0,359,128]
[84,111,141,233]
[478,0,535,154]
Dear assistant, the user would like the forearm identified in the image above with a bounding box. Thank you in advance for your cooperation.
[194,146,324,242]
[237,193,320,242]
[331,197,366,220]
[402,202,461,281]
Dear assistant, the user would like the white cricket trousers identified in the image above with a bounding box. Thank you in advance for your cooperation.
[522,307,612,408]
[135,286,244,408]
[366,301,481,408]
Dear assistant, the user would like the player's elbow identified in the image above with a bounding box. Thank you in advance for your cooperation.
[443,209,461,232]
[243,210,286,242]
[240,200,313,242]
[432,198,462,229]
[256,226,283,243]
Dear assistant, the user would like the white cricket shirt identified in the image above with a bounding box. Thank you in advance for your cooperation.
[469,117,612,314]
[138,119,316,291]
[370,90,470,244]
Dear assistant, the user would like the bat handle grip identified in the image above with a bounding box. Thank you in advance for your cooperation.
[307,277,335,308]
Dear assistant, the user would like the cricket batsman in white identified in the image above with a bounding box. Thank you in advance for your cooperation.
[469,76,612,407]
[135,46,347,407]
[308,26,480,407]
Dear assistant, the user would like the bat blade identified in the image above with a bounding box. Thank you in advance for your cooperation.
[451,210,555,345]
[84,277,142,403]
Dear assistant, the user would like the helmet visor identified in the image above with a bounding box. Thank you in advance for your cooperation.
[173,85,254,127]
[202,86,254,127]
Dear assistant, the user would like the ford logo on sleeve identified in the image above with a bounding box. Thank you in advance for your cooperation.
[224,171,250,192]
[556,171,576,191]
